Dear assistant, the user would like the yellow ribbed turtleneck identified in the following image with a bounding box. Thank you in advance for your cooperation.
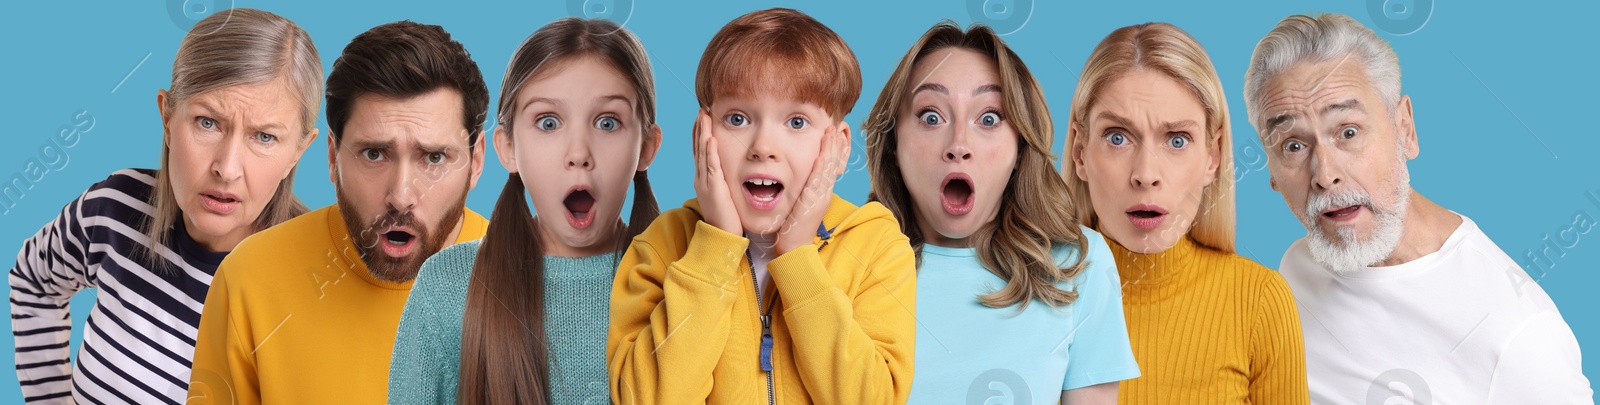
[1106,234,1308,404]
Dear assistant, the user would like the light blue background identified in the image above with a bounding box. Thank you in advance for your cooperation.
[1,0,1595,402]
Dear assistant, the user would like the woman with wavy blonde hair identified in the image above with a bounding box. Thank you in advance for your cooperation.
[1061,22,1307,404]
[865,21,1138,404]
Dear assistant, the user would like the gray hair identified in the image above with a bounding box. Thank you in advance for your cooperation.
[144,8,319,265]
[1243,13,1402,129]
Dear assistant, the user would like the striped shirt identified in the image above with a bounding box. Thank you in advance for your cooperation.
[10,168,226,404]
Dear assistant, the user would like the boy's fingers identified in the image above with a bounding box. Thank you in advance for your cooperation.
[707,137,722,178]
[692,111,704,158]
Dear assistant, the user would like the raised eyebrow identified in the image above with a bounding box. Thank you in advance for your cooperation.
[1321,98,1364,115]
[972,84,1002,97]
[350,139,394,151]
[1160,120,1200,133]
[413,139,454,154]
[519,97,562,117]
[598,94,631,105]
[1264,112,1298,133]
[911,83,948,97]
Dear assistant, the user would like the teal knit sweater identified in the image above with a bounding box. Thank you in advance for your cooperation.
[388,239,621,404]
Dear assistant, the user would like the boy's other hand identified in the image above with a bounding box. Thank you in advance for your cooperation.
[776,122,850,255]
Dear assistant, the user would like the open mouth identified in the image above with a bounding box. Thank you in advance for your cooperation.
[940,174,974,216]
[564,188,596,229]
[1321,204,1363,221]
[379,229,416,257]
[199,192,240,214]
[743,177,784,211]
[1125,204,1167,230]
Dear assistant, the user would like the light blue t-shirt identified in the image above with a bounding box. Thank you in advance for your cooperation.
[908,226,1139,404]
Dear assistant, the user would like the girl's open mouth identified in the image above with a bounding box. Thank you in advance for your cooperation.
[564,188,596,229]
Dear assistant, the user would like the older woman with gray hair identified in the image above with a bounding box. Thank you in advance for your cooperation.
[8,8,321,404]
[1244,12,1592,404]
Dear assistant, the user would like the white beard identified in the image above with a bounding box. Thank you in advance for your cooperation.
[1300,163,1411,274]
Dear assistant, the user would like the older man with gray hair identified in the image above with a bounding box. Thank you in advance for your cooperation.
[1243,13,1591,404]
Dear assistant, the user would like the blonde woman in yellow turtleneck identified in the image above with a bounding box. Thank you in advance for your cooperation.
[1060,22,1308,404]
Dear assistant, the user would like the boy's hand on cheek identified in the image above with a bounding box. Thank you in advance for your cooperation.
[694,109,742,234]
[776,124,850,255]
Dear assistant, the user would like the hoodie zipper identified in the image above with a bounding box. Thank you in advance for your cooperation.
[750,224,833,405]
[750,251,776,405]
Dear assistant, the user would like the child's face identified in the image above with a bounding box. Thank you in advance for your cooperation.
[895,48,1018,248]
[709,94,835,236]
[495,56,658,257]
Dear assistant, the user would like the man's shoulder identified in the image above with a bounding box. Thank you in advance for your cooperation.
[1274,237,1320,282]
[414,239,482,291]
[220,206,338,277]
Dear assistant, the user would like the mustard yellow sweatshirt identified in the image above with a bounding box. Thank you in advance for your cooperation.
[186,205,487,405]
[608,195,917,404]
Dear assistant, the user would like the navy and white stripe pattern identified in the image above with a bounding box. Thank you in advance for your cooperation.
[10,168,226,404]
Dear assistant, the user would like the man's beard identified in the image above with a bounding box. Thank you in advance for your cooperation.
[336,185,466,283]
[1298,162,1410,274]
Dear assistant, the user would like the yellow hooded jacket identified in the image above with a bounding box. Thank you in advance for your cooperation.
[608,195,917,404]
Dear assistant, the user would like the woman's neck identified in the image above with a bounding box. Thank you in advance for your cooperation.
[1105,233,1202,286]
[182,216,244,253]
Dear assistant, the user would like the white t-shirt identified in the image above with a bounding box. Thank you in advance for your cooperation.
[1281,214,1592,404]
[747,233,777,295]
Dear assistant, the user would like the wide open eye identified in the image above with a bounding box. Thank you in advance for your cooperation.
[1106,131,1128,146]
[978,111,1001,127]
[596,116,621,132]
[537,115,561,131]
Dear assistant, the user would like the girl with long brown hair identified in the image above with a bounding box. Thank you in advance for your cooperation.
[862,21,1137,404]
[388,18,661,405]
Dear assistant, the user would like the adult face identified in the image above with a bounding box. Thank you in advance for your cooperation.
[158,75,315,252]
[1072,69,1219,254]
[895,47,1018,248]
[1256,58,1417,272]
[330,87,484,282]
